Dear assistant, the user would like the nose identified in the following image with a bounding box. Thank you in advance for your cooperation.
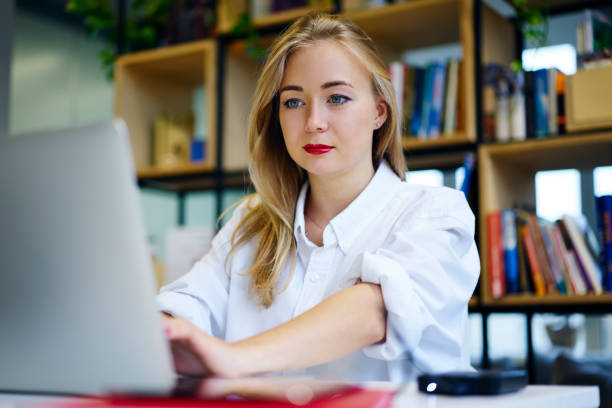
[304,102,328,133]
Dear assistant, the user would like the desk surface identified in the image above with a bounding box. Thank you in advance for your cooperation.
[0,383,599,408]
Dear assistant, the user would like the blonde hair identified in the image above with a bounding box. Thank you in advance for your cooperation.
[228,12,406,308]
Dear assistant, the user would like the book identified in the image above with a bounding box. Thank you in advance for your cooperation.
[427,62,447,137]
[521,225,547,295]
[547,69,558,136]
[443,60,459,137]
[501,210,520,294]
[551,225,586,295]
[418,64,435,138]
[487,211,506,299]
[524,71,536,139]
[556,72,566,135]
[561,215,603,294]
[409,67,425,136]
[460,152,475,200]
[533,69,549,138]
[556,219,594,294]
[596,195,612,291]
[514,210,534,293]
[510,72,527,141]
[540,222,568,294]
[526,214,558,294]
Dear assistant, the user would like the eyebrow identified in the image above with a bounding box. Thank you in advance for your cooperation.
[279,81,353,94]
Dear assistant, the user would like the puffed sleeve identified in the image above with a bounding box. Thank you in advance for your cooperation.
[359,188,480,373]
[156,201,248,338]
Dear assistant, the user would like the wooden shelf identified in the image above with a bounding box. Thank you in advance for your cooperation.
[137,162,216,179]
[253,5,334,29]
[483,293,612,307]
[345,0,460,52]
[402,133,474,151]
[114,40,218,174]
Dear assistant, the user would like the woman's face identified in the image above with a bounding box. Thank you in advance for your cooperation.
[278,40,387,180]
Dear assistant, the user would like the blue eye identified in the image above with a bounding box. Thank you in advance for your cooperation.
[283,99,303,109]
[329,95,349,105]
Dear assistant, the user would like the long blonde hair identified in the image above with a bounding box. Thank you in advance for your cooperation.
[228,12,406,308]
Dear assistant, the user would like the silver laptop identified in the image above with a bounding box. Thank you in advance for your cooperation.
[0,121,175,396]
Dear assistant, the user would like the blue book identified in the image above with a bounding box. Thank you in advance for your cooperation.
[427,62,447,137]
[501,209,520,294]
[460,152,475,199]
[418,64,435,138]
[596,195,612,291]
[410,68,425,136]
[533,69,549,138]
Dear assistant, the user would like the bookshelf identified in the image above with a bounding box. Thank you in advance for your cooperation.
[114,40,217,177]
[479,131,612,306]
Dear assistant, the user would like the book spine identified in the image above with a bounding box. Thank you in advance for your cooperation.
[562,215,603,294]
[418,65,434,138]
[410,68,425,136]
[522,225,547,295]
[557,219,594,293]
[443,60,459,136]
[551,226,578,295]
[547,69,558,136]
[514,211,533,293]
[534,69,549,138]
[502,210,520,294]
[487,211,506,298]
[597,195,612,291]
[427,62,446,137]
[527,214,557,293]
[540,222,567,294]
[524,71,535,139]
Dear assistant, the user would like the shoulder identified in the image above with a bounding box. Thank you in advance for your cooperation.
[393,183,474,231]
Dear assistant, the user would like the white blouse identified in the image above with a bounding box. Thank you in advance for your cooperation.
[157,161,480,382]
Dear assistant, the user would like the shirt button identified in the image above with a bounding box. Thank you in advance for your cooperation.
[310,273,320,282]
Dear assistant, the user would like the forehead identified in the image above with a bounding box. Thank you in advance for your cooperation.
[281,40,371,87]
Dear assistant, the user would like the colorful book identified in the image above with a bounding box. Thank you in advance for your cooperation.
[533,69,549,138]
[561,215,603,294]
[501,210,520,294]
[487,211,506,299]
[514,210,534,293]
[521,225,547,295]
[557,219,594,293]
[526,214,558,293]
[427,62,447,137]
[418,64,435,138]
[443,60,459,137]
[540,222,568,294]
[552,225,586,295]
[409,68,425,136]
[596,195,612,291]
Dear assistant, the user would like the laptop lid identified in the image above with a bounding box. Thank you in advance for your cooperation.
[0,120,175,395]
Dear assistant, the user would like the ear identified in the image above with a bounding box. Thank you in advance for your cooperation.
[374,98,388,129]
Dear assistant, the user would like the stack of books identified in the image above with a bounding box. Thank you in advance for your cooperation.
[482,65,566,142]
[389,59,462,139]
[486,197,612,299]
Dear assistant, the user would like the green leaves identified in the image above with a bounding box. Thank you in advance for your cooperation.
[511,0,549,48]
[65,0,174,80]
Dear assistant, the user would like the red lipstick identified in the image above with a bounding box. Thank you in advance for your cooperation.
[303,144,334,155]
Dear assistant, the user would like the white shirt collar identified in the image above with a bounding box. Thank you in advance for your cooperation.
[293,161,404,254]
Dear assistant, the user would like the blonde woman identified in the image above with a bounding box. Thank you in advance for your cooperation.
[158,12,479,381]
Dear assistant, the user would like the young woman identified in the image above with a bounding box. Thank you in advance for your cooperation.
[157,12,479,382]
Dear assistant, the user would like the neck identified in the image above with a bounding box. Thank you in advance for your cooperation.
[306,162,376,225]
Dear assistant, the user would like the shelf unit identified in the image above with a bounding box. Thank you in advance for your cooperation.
[114,40,218,176]
[479,131,612,305]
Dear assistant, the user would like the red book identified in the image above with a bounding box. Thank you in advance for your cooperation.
[487,211,505,298]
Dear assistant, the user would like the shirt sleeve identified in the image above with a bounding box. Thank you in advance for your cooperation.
[359,188,480,373]
[156,201,248,338]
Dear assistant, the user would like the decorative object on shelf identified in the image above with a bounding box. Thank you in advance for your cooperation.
[154,114,194,169]
[66,0,216,80]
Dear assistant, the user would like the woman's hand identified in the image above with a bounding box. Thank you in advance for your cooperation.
[161,315,245,378]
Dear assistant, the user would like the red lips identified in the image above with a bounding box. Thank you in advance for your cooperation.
[303,144,334,155]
